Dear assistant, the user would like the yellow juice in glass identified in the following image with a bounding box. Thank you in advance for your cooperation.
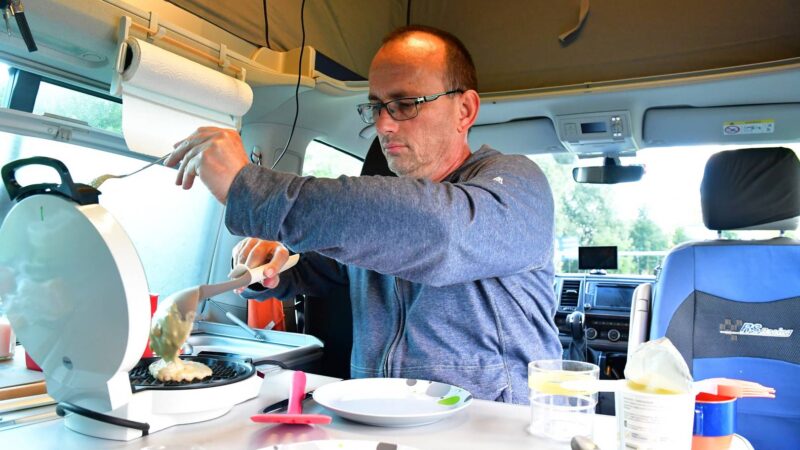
[528,368,596,395]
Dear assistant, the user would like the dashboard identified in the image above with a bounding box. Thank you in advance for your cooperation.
[554,274,654,353]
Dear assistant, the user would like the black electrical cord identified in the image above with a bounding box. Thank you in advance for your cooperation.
[261,0,271,49]
[268,0,306,170]
[56,402,150,436]
[406,0,412,26]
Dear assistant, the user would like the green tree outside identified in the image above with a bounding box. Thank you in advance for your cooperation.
[630,207,670,274]
[672,227,691,247]
[33,83,122,133]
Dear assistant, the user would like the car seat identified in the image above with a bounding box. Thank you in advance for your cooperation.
[647,147,800,450]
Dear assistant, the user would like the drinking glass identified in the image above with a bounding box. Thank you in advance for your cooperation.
[528,359,599,442]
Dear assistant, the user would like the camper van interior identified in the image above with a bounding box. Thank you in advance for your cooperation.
[0,1,798,449]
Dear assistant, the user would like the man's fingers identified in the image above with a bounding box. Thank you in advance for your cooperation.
[230,240,289,289]
[182,153,202,190]
[262,275,281,290]
[241,242,289,284]
[239,238,261,265]
[263,245,290,279]
[242,239,270,267]
[233,238,252,265]
[165,140,188,168]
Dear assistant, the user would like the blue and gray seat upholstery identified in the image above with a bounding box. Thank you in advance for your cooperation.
[649,147,800,450]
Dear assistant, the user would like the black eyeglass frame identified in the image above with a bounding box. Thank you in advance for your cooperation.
[356,89,464,124]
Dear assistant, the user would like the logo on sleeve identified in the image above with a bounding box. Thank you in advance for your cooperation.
[493,176,503,185]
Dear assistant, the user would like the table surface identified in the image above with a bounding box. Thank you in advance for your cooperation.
[1,367,619,450]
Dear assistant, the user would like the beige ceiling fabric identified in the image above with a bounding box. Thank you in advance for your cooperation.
[412,0,800,92]
[166,0,800,93]
[168,0,268,47]
[266,0,403,79]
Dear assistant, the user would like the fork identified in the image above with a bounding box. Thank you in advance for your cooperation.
[89,153,170,188]
[694,378,776,398]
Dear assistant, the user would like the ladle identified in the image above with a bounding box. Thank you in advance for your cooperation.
[149,253,299,357]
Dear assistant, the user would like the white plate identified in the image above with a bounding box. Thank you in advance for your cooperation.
[261,440,421,450]
[312,378,472,427]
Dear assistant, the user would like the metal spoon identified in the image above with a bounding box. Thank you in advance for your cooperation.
[89,153,170,189]
[205,298,276,341]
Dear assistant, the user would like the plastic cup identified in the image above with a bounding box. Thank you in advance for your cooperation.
[142,293,158,358]
[528,359,599,442]
[0,315,14,361]
[616,382,695,450]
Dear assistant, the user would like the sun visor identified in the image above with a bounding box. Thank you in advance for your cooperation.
[643,104,800,148]
[469,118,566,155]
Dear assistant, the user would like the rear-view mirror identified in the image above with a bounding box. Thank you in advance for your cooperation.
[572,157,644,184]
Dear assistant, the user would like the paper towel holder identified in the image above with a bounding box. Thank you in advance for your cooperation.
[110,15,247,97]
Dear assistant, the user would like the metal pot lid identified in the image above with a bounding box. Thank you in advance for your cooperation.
[0,193,150,411]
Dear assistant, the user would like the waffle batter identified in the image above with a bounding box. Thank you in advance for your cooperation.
[149,301,211,382]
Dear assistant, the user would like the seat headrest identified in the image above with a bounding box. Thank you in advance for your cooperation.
[701,147,800,231]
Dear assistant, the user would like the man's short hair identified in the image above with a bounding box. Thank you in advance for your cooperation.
[382,25,478,92]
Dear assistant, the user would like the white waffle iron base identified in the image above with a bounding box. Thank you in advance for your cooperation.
[0,157,261,441]
[65,373,262,440]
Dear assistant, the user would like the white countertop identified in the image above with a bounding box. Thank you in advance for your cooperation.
[1,368,618,450]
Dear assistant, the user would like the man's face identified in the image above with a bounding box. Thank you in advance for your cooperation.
[368,35,463,180]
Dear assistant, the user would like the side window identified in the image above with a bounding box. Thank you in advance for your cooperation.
[302,140,362,178]
[32,81,122,133]
[0,63,10,107]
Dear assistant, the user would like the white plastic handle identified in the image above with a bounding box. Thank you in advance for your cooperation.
[232,253,300,285]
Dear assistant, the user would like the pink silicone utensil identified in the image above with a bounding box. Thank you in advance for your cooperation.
[251,371,332,425]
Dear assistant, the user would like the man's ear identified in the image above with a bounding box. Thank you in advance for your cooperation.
[458,89,480,133]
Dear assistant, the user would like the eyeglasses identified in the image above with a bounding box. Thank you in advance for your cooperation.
[357,89,463,124]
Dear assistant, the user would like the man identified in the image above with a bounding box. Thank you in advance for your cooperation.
[166,25,560,404]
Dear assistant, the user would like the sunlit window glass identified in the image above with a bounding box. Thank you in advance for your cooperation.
[302,140,362,178]
[0,63,10,107]
[32,82,122,133]
[530,145,799,275]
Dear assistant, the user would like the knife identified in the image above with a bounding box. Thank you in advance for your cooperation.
[261,391,313,414]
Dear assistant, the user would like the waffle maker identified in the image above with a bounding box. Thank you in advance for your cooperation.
[0,157,262,440]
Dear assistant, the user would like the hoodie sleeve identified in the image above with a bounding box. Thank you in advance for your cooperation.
[226,149,554,287]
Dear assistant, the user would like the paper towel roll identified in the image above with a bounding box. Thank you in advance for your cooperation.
[118,38,254,157]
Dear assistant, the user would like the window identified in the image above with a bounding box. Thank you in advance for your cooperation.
[0,63,10,107]
[32,82,122,133]
[0,131,222,296]
[530,144,799,275]
[302,140,362,177]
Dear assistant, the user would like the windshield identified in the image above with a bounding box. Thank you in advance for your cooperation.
[530,144,799,276]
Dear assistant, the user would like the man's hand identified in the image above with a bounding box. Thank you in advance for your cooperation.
[165,127,249,203]
[231,238,290,291]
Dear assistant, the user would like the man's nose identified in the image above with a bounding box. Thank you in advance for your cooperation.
[374,107,399,133]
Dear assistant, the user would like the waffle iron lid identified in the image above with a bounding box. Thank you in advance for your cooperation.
[0,157,150,406]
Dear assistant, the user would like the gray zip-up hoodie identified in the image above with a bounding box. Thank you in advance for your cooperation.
[227,146,561,404]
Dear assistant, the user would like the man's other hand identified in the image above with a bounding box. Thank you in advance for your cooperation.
[166,127,249,203]
[231,238,290,291]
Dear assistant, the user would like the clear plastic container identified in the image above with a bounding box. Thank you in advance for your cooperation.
[528,359,599,441]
